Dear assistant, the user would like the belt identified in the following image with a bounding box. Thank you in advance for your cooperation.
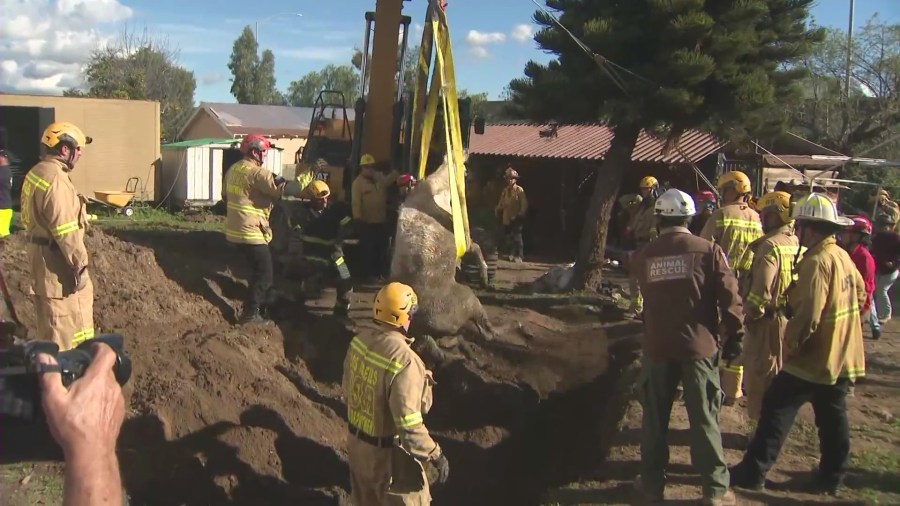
[349,424,396,449]
[29,236,58,249]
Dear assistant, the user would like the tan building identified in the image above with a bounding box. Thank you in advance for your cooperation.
[178,102,354,179]
[0,94,160,201]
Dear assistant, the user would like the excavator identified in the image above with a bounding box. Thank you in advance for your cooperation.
[272,0,480,271]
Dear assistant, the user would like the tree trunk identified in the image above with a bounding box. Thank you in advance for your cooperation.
[573,124,641,292]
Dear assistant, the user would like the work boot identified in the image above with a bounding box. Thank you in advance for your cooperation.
[631,475,664,504]
[872,327,881,340]
[701,489,736,506]
[238,306,273,326]
[333,302,350,318]
[513,256,523,263]
[728,463,765,491]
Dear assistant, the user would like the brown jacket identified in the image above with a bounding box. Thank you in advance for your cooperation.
[223,159,283,245]
[783,237,866,385]
[629,200,659,244]
[496,184,528,225]
[742,225,803,321]
[699,202,763,274]
[352,171,399,225]
[631,227,744,361]
[342,325,440,461]
[21,157,90,298]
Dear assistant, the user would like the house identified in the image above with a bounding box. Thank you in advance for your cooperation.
[178,102,355,178]
[0,93,160,202]
[466,122,726,256]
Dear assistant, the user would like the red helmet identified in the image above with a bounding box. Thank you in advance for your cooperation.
[695,190,717,203]
[239,133,270,155]
[396,174,416,187]
[847,215,873,235]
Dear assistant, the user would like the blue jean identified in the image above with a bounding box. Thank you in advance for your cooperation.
[874,270,899,325]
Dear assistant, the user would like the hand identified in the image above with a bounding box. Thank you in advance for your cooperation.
[73,266,89,292]
[429,453,450,485]
[722,336,743,363]
[38,344,125,459]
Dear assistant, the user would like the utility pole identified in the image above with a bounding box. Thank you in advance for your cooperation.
[844,0,855,99]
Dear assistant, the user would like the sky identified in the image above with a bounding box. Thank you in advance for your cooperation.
[0,0,897,103]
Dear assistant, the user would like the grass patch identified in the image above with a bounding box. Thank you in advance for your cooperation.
[0,462,64,506]
[90,205,224,233]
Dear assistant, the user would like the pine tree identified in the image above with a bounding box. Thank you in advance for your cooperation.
[228,27,261,104]
[509,0,824,290]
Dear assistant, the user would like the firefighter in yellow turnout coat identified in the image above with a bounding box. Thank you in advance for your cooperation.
[21,121,94,351]
[741,191,803,421]
[342,282,450,505]
[700,171,763,404]
[731,193,866,495]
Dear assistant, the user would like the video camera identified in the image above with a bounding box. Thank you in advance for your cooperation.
[0,334,132,421]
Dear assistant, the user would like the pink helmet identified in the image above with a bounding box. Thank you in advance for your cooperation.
[695,190,717,203]
[847,215,873,235]
[396,174,417,187]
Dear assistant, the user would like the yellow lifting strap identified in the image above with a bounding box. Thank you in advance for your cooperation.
[409,1,471,259]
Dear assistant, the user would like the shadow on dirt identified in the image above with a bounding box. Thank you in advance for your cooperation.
[108,229,246,323]
[119,406,350,506]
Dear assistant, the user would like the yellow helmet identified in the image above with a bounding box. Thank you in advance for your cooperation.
[41,121,92,150]
[304,180,330,199]
[639,176,658,189]
[716,171,752,194]
[756,191,792,224]
[373,282,418,328]
[360,153,376,167]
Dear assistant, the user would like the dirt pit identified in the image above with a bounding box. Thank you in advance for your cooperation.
[0,228,639,505]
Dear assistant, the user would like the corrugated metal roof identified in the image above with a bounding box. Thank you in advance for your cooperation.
[468,122,724,163]
[161,137,237,149]
[200,102,356,138]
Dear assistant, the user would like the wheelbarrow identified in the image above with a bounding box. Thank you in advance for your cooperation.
[91,177,140,217]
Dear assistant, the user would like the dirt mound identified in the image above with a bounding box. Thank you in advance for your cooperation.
[1,228,639,506]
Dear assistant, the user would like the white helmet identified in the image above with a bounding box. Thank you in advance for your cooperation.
[655,188,697,217]
[792,193,853,226]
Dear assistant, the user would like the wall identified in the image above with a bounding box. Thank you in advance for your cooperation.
[0,94,160,200]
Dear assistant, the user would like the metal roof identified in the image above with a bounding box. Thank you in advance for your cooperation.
[161,138,236,149]
[467,122,724,163]
[188,102,356,139]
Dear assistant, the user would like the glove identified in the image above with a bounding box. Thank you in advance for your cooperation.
[74,266,90,292]
[722,336,743,364]
[274,175,287,187]
[428,453,450,485]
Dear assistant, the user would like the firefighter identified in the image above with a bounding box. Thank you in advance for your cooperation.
[626,176,660,316]
[616,193,643,247]
[20,121,94,350]
[342,282,450,505]
[872,189,900,232]
[690,190,717,235]
[741,191,802,421]
[223,133,286,324]
[731,193,865,496]
[352,154,399,282]
[297,180,354,316]
[285,157,326,197]
[700,170,763,405]
[495,167,528,263]
[630,188,742,506]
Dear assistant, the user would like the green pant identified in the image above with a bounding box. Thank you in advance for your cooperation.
[639,353,729,499]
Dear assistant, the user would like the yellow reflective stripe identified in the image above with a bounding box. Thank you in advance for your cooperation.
[71,328,95,347]
[842,367,866,380]
[225,229,266,240]
[301,235,332,245]
[226,202,268,217]
[25,172,51,191]
[822,306,860,323]
[335,256,345,266]
[394,412,423,428]
[350,336,404,375]
[340,216,352,226]
[721,364,743,373]
[717,218,763,231]
[745,292,767,307]
[53,220,80,237]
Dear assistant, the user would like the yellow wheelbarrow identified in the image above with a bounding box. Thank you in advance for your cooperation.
[90,177,140,217]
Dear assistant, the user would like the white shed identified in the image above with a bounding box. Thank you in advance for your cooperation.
[159,137,284,207]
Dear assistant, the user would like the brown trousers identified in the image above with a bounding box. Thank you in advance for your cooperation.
[34,277,94,351]
[348,437,431,506]
[742,316,786,421]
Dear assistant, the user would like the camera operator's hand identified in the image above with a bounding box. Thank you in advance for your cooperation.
[38,344,125,506]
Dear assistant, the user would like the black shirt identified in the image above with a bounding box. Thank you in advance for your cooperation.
[0,155,12,210]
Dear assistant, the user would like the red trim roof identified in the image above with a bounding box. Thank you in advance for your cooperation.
[468,122,725,163]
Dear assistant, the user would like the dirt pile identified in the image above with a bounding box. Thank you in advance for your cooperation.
[1,228,640,506]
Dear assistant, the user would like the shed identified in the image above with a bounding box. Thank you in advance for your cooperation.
[0,93,160,203]
[159,138,284,207]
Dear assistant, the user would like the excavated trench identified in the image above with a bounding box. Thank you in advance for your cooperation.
[0,228,642,505]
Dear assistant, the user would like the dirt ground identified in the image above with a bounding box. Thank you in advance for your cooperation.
[0,226,898,505]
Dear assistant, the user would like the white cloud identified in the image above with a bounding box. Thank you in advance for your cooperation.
[466,30,506,46]
[200,73,225,86]
[0,0,132,94]
[469,46,489,59]
[511,24,534,42]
